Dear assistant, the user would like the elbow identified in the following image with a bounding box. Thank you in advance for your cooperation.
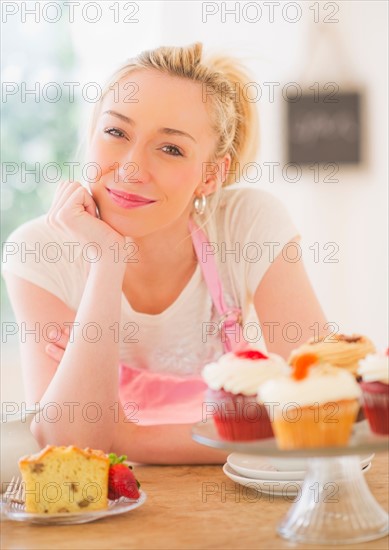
[30,417,65,448]
[30,418,113,453]
[30,417,47,448]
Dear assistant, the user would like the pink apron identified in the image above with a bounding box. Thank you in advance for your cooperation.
[118,218,248,425]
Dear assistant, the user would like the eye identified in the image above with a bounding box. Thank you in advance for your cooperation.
[161,145,183,157]
[104,127,126,139]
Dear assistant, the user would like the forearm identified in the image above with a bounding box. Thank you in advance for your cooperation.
[255,246,329,360]
[111,418,228,465]
[32,257,126,448]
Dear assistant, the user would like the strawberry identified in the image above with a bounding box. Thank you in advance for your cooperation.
[108,453,141,500]
[235,349,268,360]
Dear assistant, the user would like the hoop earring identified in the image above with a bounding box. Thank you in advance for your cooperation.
[193,193,207,216]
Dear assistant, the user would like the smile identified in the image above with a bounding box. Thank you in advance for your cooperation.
[105,188,157,209]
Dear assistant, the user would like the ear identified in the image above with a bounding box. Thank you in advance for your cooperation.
[219,153,232,185]
[197,153,232,197]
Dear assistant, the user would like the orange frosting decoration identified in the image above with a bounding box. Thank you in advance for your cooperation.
[291,353,318,380]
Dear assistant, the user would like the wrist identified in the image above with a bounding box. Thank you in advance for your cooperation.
[88,248,127,276]
[99,237,138,264]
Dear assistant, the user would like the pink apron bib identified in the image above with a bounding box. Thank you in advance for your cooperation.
[118,218,248,425]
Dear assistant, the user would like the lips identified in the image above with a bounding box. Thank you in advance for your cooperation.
[106,188,155,203]
[106,187,156,209]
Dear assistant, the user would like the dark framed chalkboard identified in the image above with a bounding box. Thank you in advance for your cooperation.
[287,90,362,164]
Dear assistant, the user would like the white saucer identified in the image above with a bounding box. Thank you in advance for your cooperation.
[227,453,375,481]
[223,461,372,497]
[222,464,303,496]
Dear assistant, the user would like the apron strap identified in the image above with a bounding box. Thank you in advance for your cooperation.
[188,217,246,353]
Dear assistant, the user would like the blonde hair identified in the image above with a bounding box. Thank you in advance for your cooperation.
[88,42,259,187]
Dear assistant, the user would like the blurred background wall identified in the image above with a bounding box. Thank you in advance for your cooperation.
[1,0,388,404]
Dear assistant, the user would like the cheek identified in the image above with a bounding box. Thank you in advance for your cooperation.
[86,142,111,171]
[85,143,119,196]
[166,161,202,189]
[161,168,199,205]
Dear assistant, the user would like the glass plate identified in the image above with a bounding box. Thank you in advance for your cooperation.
[2,490,147,525]
[192,419,389,457]
[192,421,389,544]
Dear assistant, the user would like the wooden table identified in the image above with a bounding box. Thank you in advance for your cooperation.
[2,453,388,550]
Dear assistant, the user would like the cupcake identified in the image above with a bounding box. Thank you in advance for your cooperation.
[357,349,389,434]
[258,353,361,449]
[201,349,289,441]
[288,333,375,378]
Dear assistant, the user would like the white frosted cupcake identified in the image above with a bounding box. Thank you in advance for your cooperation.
[258,353,361,449]
[202,349,289,441]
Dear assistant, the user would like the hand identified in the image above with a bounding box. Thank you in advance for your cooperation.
[45,326,69,364]
[46,180,126,251]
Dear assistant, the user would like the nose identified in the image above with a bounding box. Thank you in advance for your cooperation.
[116,143,151,184]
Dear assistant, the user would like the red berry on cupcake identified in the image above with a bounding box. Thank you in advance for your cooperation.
[235,349,268,360]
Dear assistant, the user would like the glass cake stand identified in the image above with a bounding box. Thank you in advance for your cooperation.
[192,420,389,545]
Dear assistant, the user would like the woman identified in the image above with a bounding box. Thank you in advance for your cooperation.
[2,42,327,463]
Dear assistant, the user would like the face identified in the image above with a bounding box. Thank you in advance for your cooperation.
[86,69,229,238]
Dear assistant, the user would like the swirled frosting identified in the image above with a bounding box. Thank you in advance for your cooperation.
[358,353,389,384]
[257,363,361,416]
[288,334,375,376]
[201,351,290,396]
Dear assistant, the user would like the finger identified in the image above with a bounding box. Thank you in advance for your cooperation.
[55,181,84,211]
[47,180,69,214]
[67,186,98,218]
[48,180,79,217]
[83,187,99,218]
[45,343,65,362]
[52,179,70,197]
[52,185,98,229]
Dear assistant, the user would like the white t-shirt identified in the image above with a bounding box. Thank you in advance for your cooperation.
[2,186,299,377]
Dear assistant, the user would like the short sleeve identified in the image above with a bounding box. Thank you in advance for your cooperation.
[1,215,84,309]
[217,188,300,299]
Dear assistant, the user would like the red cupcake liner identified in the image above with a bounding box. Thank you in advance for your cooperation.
[360,381,389,435]
[205,389,274,441]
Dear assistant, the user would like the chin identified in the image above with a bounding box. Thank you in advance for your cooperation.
[100,210,155,239]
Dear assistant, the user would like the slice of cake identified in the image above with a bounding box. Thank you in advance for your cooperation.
[19,445,110,514]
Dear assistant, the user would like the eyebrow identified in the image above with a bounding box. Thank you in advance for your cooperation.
[103,110,197,143]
